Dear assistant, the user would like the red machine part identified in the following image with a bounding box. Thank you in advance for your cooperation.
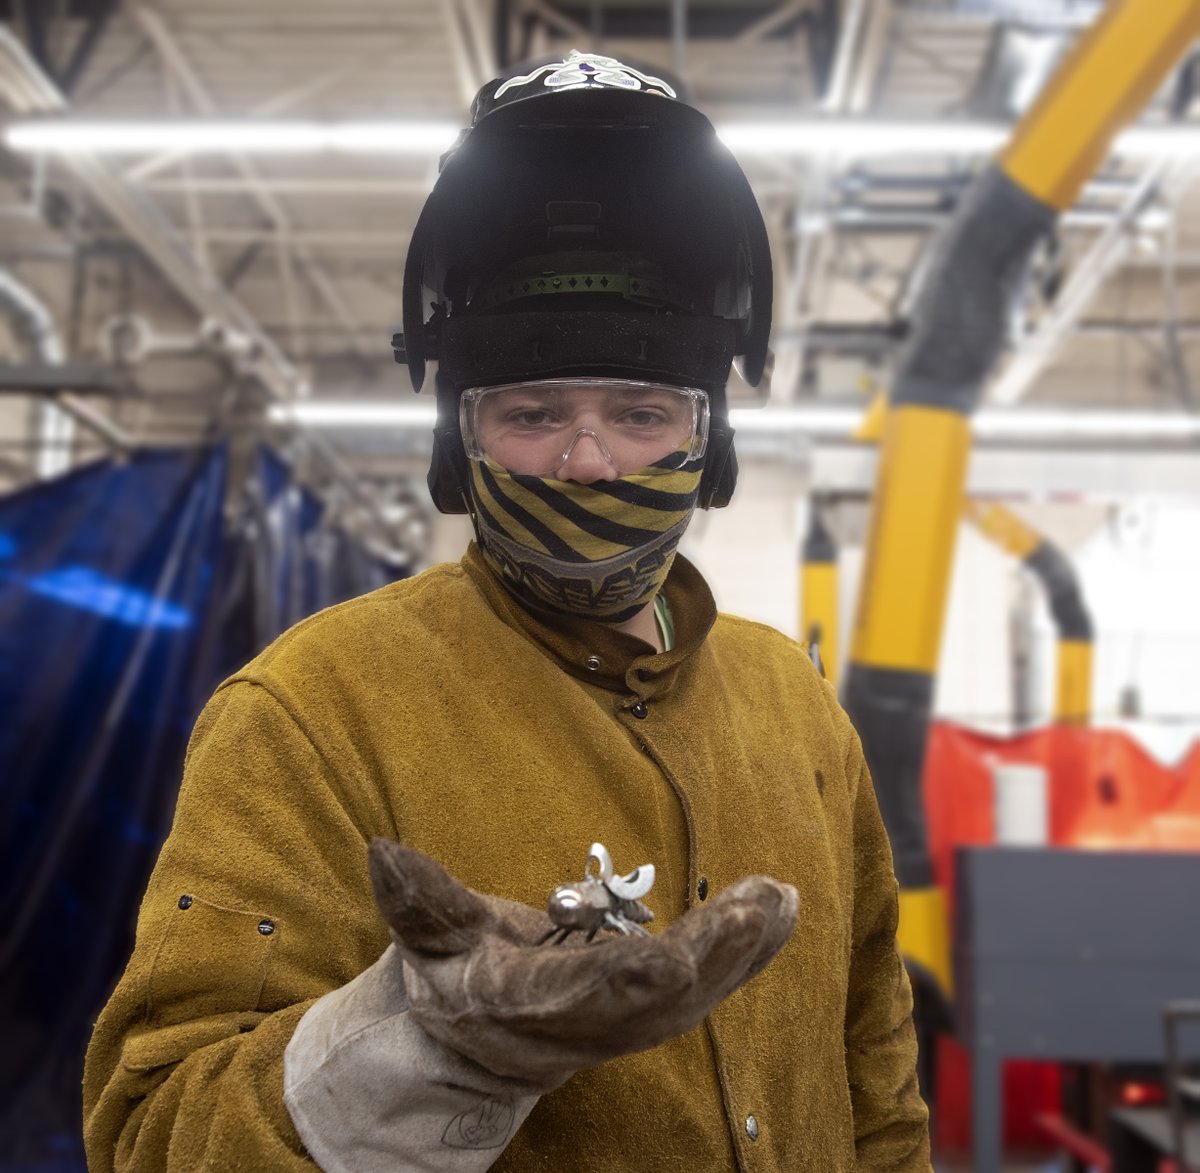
[921,722,1200,1154]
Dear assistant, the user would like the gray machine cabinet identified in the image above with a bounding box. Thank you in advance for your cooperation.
[954,846,1200,1173]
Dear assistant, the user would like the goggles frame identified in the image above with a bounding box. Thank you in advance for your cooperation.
[459,377,710,477]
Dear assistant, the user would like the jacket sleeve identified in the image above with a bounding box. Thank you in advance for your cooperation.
[842,735,933,1172]
[83,677,395,1171]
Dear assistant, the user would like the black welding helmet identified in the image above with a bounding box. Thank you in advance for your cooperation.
[397,50,772,513]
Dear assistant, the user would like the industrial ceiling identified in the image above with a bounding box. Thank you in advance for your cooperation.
[0,0,1197,547]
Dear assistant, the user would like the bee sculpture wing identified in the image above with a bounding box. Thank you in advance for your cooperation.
[587,842,614,882]
[606,864,655,901]
[589,842,655,900]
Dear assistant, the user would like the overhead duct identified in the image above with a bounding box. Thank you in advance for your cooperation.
[841,6,1200,1156]
[846,0,1199,882]
[962,500,1094,724]
[949,0,1103,25]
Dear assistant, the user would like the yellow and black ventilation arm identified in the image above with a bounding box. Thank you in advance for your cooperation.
[801,499,839,686]
[963,500,1094,725]
[843,0,1200,892]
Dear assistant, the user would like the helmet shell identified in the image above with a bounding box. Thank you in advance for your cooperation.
[399,52,770,512]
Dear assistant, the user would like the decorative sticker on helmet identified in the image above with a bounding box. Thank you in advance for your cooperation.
[493,51,677,102]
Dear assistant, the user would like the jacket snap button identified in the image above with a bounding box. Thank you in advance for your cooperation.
[697,877,709,901]
[178,894,193,910]
[585,655,602,671]
[630,701,648,719]
[745,1115,760,1142]
[258,919,275,936]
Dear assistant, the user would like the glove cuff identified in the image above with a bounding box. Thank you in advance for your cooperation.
[284,944,541,1172]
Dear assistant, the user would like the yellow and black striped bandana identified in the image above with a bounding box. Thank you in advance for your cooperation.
[468,454,703,623]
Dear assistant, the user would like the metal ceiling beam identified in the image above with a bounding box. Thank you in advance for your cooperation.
[0,362,138,396]
[122,67,355,184]
[441,0,494,109]
[140,177,435,196]
[988,159,1197,406]
[898,5,1095,32]
[538,2,811,39]
[182,229,413,247]
[774,0,892,403]
[733,1,811,46]
[0,28,397,537]
[522,0,591,45]
[130,7,375,359]
[0,31,297,398]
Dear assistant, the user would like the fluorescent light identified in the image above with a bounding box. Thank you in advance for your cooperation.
[2,120,459,154]
[6,116,1200,159]
[719,121,1200,159]
[973,409,1200,440]
[730,407,863,432]
[269,401,437,426]
[272,400,1200,442]
[717,121,1009,156]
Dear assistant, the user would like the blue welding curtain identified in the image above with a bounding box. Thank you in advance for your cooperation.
[192,446,399,688]
[0,444,403,1167]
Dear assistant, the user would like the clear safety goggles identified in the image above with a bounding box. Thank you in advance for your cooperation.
[459,378,710,478]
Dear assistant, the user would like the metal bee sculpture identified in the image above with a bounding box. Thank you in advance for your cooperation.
[539,842,655,945]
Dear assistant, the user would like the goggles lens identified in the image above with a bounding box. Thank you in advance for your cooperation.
[460,378,709,477]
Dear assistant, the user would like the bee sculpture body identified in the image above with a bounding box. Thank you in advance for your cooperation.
[539,842,656,944]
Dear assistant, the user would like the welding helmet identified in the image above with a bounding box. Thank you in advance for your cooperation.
[396,50,772,514]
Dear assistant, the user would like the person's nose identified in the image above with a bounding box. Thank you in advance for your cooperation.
[555,429,619,482]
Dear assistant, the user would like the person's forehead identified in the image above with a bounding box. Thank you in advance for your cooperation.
[484,382,681,403]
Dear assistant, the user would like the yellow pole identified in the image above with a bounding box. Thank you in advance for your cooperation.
[801,500,839,686]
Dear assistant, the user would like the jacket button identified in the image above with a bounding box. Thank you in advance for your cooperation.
[258,919,275,936]
[630,701,648,719]
[178,894,193,910]
[697,877,709,901]
[585,655,602,671]
[745,1115,760,1142]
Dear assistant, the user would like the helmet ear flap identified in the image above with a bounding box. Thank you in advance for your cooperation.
[428,427,471,514]
[698,423,737,509]
[428,375,472,514]
[697,384,737,509]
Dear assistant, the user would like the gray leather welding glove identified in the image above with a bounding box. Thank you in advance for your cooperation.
[284,839,797,1173]
[369,837,799,1090]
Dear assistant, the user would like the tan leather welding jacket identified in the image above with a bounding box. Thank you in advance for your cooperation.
[83,544,930,1172]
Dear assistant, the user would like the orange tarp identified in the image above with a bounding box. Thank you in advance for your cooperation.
[920,722,1200,1154]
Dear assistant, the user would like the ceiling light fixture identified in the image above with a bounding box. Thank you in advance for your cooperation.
[4,118,1199,159]
[2,120,461,154]
[268,401,1200,442]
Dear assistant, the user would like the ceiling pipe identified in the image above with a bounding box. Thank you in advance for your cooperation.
[0,29,402,544]
[0,268,134,474]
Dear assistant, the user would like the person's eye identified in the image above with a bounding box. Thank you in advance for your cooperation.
[620,408,668,428]
[508,408,557,428]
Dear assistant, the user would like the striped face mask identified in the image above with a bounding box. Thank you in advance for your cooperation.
[467,456,703,623]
